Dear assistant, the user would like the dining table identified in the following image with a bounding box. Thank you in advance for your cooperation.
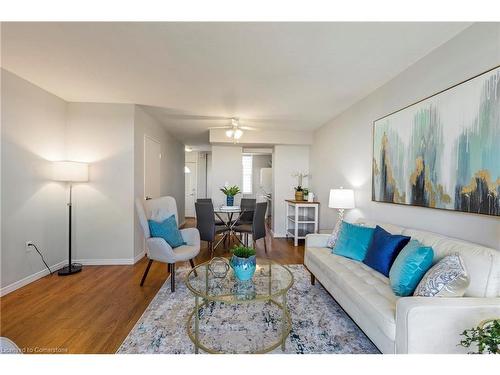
[212,205,253,249]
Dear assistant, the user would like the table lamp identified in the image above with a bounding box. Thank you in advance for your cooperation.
[329,187,355,238]
[53,161,89,276]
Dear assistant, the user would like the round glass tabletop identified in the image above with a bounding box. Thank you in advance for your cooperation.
[185,257,294,303]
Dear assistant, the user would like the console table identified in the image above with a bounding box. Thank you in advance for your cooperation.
[285,200,319,246]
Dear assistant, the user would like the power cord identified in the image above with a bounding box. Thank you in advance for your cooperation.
[28,243,53,275]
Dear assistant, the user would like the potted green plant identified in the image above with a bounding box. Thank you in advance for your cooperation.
[220,185,241,206]
[459,318,500,354]
[229,245,256,281]
[303,188,309,201]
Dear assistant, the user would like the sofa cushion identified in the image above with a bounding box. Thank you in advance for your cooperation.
[389,240,434,296]
[402,228,499,297]
[332,221,375,261]
[306,247,398,340]
[414,254,470,297]
[363,226,411,277]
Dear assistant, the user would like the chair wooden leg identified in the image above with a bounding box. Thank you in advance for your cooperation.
[209,241,214,258]
[170,263,175,292]
[140,259,153,286]
[190,259,198,277]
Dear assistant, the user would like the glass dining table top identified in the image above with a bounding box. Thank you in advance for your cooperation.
[185,257,294,303]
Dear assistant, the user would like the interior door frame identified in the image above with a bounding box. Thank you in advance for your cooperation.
[144,134,161,200]
[185,161,198,217]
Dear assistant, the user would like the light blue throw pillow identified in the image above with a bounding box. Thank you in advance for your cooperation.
[148,215,185,248]
[332,221,375,261]
[389,240,434,296]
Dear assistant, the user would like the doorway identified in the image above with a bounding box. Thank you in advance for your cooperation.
[185,161,197,217]
[144,135,161,200]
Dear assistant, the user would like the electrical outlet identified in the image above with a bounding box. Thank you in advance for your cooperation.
[25,241,34,252]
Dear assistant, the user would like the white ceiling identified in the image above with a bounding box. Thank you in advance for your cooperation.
[1,22,470,145]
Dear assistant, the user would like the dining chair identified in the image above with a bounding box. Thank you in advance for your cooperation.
[197,198,225,225]
[195,201,226,258]
[196,198,212,203]
[136,196,200,292]
[237,198,256,224]
[234,201,268,253]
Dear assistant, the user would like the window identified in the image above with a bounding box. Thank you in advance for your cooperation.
[242,154,253,194]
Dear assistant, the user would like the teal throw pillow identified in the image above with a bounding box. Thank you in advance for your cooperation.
[332,221,375,261]
[389,240,434,296]
[148,215,185,248]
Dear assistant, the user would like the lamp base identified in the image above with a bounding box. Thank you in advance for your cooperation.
[58,263,82,276]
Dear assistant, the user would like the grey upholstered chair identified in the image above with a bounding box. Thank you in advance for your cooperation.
[136,196,200,292]
[237,198,256,224]
[234,201,268,253]
[196,198,212,203]
[197,198,224,225]
[195,201,226,258]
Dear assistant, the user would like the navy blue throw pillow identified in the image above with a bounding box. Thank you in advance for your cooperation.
[362,226,411,277]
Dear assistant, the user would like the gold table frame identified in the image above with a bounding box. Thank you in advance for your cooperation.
[185,258,294,354]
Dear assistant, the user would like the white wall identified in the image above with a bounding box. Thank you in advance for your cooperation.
[311,23,500,249]
[66,102,136,261]
[1,70,68,292]
[134,106,185,257]
[210,145,243,206]
[273,145,310,237]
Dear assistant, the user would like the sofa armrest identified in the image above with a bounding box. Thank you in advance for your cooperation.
[180,227,200,248]
[395,296,500,353]
[305,233,330,249]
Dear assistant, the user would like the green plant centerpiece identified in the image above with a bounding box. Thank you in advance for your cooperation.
[220,185,241,206]
[230,245,257,281]
[459,319,500,354]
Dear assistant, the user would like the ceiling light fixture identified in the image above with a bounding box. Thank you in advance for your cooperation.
[185,146,193,152]
[225,118,244,143]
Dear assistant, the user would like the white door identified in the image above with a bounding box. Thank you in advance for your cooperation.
[144,136,161,200]
[185,162,197,217]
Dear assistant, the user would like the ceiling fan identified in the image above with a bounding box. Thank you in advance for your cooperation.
[209,118,257,142]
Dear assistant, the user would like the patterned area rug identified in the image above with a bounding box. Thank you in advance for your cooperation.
[118,264,379,354]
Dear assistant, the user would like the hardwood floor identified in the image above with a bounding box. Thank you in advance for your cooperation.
[0,219,304,354]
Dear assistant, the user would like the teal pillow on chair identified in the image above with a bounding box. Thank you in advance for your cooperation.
[332,221,375,261]
[389,240,434,296]
[148,215,186,248]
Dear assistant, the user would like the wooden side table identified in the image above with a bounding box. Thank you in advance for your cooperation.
[285,200,319,246]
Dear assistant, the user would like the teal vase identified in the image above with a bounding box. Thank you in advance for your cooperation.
[230,255,256,281]
[226,196,234,206]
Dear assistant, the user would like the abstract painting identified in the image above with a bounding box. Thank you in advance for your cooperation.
[372,66,500,216]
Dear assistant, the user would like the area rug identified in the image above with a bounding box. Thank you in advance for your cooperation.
[118,264,379,354]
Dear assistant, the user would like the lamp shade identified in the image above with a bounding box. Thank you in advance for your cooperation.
[52,161,89,182]
[329,188,355,209]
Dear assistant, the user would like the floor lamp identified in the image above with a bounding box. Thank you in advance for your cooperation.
[53,161,89,276]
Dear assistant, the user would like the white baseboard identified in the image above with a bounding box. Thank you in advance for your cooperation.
[74,258,135,266]
[134,250,146,264]
[0,260,67,297]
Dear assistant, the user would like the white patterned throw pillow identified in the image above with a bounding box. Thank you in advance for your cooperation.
[326,220,343,248]
[413,254,470,297]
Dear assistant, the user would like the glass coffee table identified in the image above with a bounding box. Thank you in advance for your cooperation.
[185,257,294,354]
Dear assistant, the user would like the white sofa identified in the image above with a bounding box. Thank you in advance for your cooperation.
[304,220,500,354]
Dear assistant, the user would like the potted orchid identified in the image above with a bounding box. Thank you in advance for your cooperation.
[292,172,309,201]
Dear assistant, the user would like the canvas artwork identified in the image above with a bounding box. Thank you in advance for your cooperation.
[372,66,500,216]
